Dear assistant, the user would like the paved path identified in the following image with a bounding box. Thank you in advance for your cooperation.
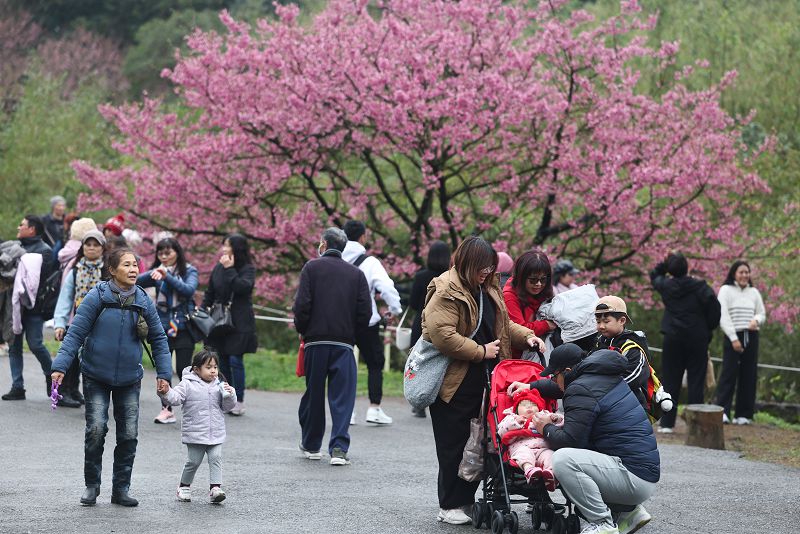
[1,352,799,534]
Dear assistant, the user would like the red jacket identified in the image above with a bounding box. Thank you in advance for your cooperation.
[503,277,551,357]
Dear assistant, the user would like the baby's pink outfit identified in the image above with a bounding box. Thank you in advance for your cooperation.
[497,410,563,489]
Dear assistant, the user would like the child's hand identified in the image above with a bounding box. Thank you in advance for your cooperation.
[223,383,234,395]
[514,414,527,425]
[156,379,170,395]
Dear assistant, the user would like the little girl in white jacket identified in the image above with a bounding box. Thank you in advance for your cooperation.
[158,349,237,503]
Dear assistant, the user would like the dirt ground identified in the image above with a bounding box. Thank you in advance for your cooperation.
[656,417,800,469]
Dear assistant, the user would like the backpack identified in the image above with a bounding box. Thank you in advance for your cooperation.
[618,336,673,424]
[36,268,63,321]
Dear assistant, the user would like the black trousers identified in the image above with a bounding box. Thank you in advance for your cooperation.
[355,324,385,405]
[659,334,709,428]
[160,330,195,409]
[714,331,759,419]
[429,362,484,510]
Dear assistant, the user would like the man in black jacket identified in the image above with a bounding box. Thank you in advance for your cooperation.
[2,215,57,402]
[516,344,660,534]
[650,253,720,433]
[293,227,371,466]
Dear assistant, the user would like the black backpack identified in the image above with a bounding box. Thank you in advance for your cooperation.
[36,268,62,321]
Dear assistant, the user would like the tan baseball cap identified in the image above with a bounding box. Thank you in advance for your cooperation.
[594,295,633,323]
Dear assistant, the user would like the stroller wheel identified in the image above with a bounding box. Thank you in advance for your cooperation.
[542,504,556,531]
[472,502,485,529]
[490,510,505,534]
[551,514,567,534]
[507,511,519,534]
[531,504,542,531]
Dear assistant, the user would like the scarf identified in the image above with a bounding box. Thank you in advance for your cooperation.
[155,264,181,337]
[74,257,104,310]
[108,279,136,306]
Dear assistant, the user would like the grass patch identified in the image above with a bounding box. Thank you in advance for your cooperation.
[754,412,800,432]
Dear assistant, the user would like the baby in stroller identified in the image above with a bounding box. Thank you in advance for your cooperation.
[496,389,562,490]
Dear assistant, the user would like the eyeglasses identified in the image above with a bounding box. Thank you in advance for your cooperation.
[527,276,548,285]
[480,266,495,275]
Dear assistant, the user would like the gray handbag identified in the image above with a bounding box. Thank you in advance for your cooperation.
[403,292,484,411]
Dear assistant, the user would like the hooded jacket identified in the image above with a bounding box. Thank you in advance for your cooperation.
[421,268,535,403]
[52,282,172,386]
[160,366,237,445]
[541,350,660,483]
[342,241,403,326]
[650,264,720,342]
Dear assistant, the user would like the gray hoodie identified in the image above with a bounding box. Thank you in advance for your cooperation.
[160,367,237,445]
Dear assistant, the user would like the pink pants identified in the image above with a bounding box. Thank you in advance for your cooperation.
[508,437,554,471]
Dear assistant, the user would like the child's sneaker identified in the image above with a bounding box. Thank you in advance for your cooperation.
[524,465,542,483]
[209,487,226,503]
[176,486,191,502]
[541,469,557,492]
[154,407,176,424]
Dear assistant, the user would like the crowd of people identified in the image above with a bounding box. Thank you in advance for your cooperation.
[0,201,769,533]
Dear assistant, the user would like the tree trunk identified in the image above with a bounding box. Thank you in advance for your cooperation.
[684,404,725,450]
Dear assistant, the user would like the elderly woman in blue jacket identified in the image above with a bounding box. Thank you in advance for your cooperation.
[51,248,172,508]
[137,237,199,425]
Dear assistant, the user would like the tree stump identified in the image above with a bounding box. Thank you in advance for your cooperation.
[684,404,725,450]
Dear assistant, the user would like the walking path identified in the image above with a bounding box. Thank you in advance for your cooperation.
[1,352,798,534]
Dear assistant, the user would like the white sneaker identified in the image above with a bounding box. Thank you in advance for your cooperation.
[299,444,322,460]
[722,413,730,424]
[437,508,472,525]
[579,522,619,534]
[154,407,176,424]
[365,406,393,424]
[734,417,751,425]
[176,486,191,502]
[209,487,226,503]
[657,426,674,434]
[616,504,652,534]
[350,411,357,426]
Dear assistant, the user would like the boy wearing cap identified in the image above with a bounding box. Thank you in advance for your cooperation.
[591,296,650,412]
[524,344,659,534]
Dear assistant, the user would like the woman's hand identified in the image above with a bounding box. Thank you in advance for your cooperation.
[483,339,501,360]
[54,328,65,341]
[507,381,530,397]
[51,371,64,386]
[531,411,551,434]
[731,339,745,353]
[748,318,760,331]
[150,267,167,281]
[219,254,234,269]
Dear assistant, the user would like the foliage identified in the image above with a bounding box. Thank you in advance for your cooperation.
[0,73,118,237]
[72,0,798,326]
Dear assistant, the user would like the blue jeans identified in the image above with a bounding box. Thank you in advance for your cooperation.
[8,312,52,390]
[83,376,141,493]
[219,354,245,402]
[298,344,357,454]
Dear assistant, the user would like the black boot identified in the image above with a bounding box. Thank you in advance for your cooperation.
[80,487,100,506]
[71,388,85,405]
[111,491,139,507]
[1,388,26,401]
[57,389,81,408]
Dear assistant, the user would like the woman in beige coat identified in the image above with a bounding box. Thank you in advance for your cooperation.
[422,236,543,524]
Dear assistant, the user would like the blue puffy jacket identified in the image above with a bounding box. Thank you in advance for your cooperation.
[541,350,661,483]
[51,282,172,386]
[137,264,198,333]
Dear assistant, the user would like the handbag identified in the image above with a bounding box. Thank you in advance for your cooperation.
[188,308,215,339]
[209,300,235,337]
[296,341,305,378]
[403,291,484,410]
[458,388,488,482]
[395,308,412,351]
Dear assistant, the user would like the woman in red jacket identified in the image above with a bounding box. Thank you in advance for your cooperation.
[503,250,555,357]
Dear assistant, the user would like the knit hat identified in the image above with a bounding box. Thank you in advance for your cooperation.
[81,229,106,246]
[103,213,125,236]
[513,388,546,414]
[69,218,98,241]
[497,252,514,274]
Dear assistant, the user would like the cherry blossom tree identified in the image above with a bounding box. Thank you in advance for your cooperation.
[73,0,798,323]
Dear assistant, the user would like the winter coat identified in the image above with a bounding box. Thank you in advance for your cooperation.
[540,350,660,484]
[202,263,258,356]
[592,330,650,411]
[161,367,237,445]
[421,268,535,403]
[12,253,42,334]
[650,264,720,342]
[0,240,26,282]
[18,236,53,315]
[51,282,172,386]
[41,214,65,249]
[503,277,551,357]
[342,241,403,326]
[57,240,81,285]
[138,264,199,334]
[409,267,445,346]
[293,249,372,346]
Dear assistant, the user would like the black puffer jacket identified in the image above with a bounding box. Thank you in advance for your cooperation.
[541,350,661,483]
[202,262,258,356]
[650,263,720,342]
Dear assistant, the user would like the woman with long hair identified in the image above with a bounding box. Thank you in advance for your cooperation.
[714,260,766,425]
[202,234,257,416]
[422,236,543,524]
[502,250,556,357]
[52,229,108,407]
[138,237,199,425]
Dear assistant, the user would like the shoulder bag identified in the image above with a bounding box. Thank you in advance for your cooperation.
[403,291,484,411]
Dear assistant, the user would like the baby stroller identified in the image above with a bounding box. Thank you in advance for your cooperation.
[472,357,573,534]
